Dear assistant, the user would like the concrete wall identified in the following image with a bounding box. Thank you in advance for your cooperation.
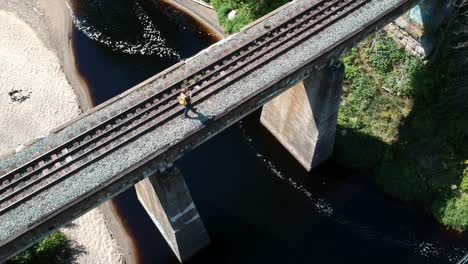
[386,0,457,57]
[393,0,456,34]
[384,21,425,57]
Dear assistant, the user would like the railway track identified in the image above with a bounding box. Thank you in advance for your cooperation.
[458,254,468,264]
[0,0,371,214]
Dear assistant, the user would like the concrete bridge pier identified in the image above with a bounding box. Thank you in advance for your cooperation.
[419,0,456,55]
[135,166,210,262]
[260,62,345,171]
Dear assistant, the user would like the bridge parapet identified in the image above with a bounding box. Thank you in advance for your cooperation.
[0,0,419,261]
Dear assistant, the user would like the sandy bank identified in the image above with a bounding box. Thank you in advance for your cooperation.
[0,10,80,156]
[0,4,132,264]
[0,0,93,116]
[61,208,126,264]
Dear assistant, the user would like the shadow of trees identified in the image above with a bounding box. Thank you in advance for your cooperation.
[332,3,468,231]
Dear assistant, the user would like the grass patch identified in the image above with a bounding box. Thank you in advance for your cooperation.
[432,193,468,231]
[210,0,290,33]
[335,3,468,231]
[335,32,416,169]
[211,0,468,231]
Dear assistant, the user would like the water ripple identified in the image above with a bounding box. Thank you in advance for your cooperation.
[238,121,467,263]
[67,1,180,59]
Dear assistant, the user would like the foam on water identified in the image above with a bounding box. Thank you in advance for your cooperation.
[66,1,180,59]
[238,121,467,263]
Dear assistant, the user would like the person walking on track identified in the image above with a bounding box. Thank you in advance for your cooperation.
[178,88,196,118]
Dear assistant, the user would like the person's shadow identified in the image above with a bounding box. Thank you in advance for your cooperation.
[187,108,215,125]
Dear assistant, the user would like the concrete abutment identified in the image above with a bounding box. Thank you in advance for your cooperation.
[260,62,344,171]
[419,0,456,55]
[386,0,457,57]
[135,166,210,262]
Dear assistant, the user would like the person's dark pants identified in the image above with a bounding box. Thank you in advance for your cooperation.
[184,104,193,117]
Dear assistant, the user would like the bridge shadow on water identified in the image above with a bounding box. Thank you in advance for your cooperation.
[114,106,467,264]
[141,43,468,263]
[108,38,468,264]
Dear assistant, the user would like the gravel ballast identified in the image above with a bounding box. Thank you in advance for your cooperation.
[0,0,412,244]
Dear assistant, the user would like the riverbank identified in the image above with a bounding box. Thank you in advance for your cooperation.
[0,0,93,115]
[334,12,468,231]
[206,0,467,231]
[0,1,134,263]
[0,9,81,154]
[161,0,226,39]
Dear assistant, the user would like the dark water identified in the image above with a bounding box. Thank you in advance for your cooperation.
[71,0,218,104]
[71,1,467,263]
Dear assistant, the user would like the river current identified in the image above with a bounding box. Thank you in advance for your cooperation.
[70,1,467,263]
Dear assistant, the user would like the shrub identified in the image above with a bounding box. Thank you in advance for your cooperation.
[8,232,78,264]
[462,166,468,192]
[211,0,290,33]
[336,4,468,231]
[432,194,468,231]
[342,47,361,80]
[368,35,406,74]
[382,57,422,97]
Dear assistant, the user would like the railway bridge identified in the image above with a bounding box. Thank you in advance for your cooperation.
[0,0,452,262]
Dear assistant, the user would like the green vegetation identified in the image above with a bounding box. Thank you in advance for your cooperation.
[209,0,468,230]
[335,3,468,231]
[7,231,82,264]
[336,33,418,167]
[209,0,290,32]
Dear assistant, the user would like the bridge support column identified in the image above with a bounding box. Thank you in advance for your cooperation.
[260,62,344,171]
[419,0,456,56]
[135,166,210,262]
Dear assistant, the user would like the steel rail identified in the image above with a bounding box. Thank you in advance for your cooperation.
[0,0,369,214]
[0,0,345,199]
[0,0,332,186]
[458,254,468,264]
[0,0,341,199]
[0,3,423,261]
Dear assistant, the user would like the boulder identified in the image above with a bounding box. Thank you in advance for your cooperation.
[228,10,237,20]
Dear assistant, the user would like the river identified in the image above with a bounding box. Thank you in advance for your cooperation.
[70,1,467,263]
